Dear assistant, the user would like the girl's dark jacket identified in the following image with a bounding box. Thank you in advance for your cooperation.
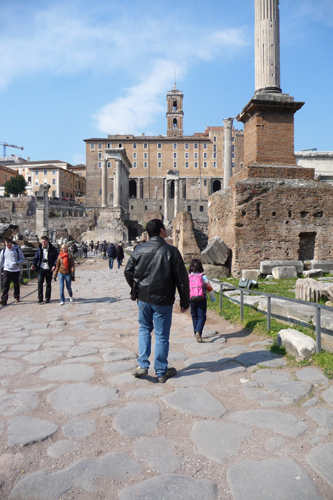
[124,236,190,309]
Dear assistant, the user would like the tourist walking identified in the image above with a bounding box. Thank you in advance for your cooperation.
[31,235,58,304]
[94,242,99,255]
[188,259,214,343]
[0,237,25,305]
[107,242,117,270]
[54,244,75,306]
[102,241,107,260]
[90,240,94,252]
[116,243,124,268]
[125,219,189,383]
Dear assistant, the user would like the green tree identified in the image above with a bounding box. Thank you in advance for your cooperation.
[4,175,27,196]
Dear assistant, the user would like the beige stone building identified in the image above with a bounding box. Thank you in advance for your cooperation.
[84,86,244,224]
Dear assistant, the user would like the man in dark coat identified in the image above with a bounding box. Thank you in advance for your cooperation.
[106,243,117,270]
[31,235,58,303]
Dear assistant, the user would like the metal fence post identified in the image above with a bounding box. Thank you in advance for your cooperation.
[267,295,271,331]
[240,290,244,320]
[316,305,321,353]
[219,284,223,311]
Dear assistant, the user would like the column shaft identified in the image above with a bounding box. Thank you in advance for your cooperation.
[101,159,107,207]
[164,179,168,222]
[223,118,233,189]
[174,179,179,219]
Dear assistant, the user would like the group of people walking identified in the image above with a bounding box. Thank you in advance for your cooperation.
[89,240,124,269]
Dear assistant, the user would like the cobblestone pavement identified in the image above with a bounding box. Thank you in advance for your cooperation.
[0,255,332,500]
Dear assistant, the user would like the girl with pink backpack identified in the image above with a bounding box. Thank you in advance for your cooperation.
[188,259,215,343]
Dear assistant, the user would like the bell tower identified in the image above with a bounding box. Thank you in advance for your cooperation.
[166,84,184,137]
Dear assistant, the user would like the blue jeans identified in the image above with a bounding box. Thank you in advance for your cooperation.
[137,300,173,378]
[58,273,72,303]
[116,257,122,269]
[108,257,114,269]
[190,299,207,334]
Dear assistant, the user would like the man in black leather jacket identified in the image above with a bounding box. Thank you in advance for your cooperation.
[31,236,59,303]
[125,219,189,383]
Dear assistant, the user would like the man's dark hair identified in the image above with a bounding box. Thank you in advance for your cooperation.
[189,259,204,273]
[41,235,49,242]
[4,237,13,244]
[146,219,165,238]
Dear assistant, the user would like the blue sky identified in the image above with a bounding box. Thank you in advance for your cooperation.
[0,0,332,165]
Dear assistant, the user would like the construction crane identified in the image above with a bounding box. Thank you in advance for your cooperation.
[0,142,24,157]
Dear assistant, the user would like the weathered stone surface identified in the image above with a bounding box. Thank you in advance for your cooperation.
[311,260,333,273]
[113,402,160,438]
[295,367,328,386]
[272,266,297,279]
[23,351,63,364]
[303,269,323,278]
[191,420,251,464]
[306,443,333,488]
[277,329,316,361]
[203,264,230,279]
[302,396,319,408]
[125,387,164,400]
[260,260,303,275]
[162,387,227,418]
[9,452,142,499]
[8,416,58,447]
[295,277,331,302]
[242,269,260,280]
[168,369,220,387]
[322,385,333,406]
[235,350,281,367]
[47,383,118,416]
[103,349,137,362]
[201,236,230,266]
[103,361,136,373]
[62,417,96,438]
[228,410,307,438]
[134,437,181,473]
[306,408,333,428]
[118,474,218,500]
[0,358,23,376]
[47,440,78,458]
[264,437,286,452]
[40,364,95,382]
[0,393,39,416]
[66,346,99,358]
[227,458,323,500]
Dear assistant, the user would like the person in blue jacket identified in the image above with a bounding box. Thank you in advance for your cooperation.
[31,235,58,303]
[0,237,25,305]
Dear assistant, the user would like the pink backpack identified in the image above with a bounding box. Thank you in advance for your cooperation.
[189,273,205,301]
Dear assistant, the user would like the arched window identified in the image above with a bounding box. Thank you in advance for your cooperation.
[212,180,221,192]
[173,118,178,129]
[170,180,175,199]
[173,100,177,111]
[129,180,137,198]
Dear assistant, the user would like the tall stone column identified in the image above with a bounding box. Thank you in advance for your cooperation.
[114,159,122,207]
[164,179,169,222]
[223,118,233,189]
[101,159,107,207]
[174,178,179,219]
[255,0,281,94]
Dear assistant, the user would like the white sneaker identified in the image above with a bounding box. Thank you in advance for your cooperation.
[70,297,74,302]
[60,301,64,306]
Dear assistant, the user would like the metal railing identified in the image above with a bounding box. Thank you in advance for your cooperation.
[0,258,35,291]
[217,283,333,354]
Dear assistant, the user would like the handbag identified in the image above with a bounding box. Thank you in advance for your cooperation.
[130,241,165,301]
[71,273,75,281]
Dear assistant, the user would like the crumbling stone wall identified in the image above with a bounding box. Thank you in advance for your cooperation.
[0,197,35,216]
[173,212,201,263]
[209,174,333,276]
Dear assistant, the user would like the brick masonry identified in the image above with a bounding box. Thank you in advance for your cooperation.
[173,212,201,264]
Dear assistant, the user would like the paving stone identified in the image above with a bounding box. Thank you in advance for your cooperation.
[40,364,95,382]
[1,352,28,359]
[134,437,181,473]
[296,367,329,386]
[10,344,41,351]
[183,342,224,355]
[14,385,55,393]
[125,387,165,399]
[44,341,76,348]
[191,420,251,464]
[167,351,187,362]
[62,356,102,364]
[0,358,23,376]
[66,346,99,357]
[184,353,226,369]
[65,311,93,318]
[108,372,149,386]
[5,331,29,338]
[167,369,220,387]
[228,410,308,438]
[306,408,333,428]
[222,346,250,356]
[47,383,118,416]
[162,387,227,418]
[23,351,63,364]
[322,385,333,407]
[0,420,4,436]
[62,417,96,438]
[227,458,323,500]
[80,341,114,349]
[0,338,22,345]
[118,474,218,500]
[235,350,283,367]
[24,323,49,331]
[103,361,136,373]
[88,334,109,341]
[0,392,39,416]
[113,401,160,438]
[249,340,273,347]
[264,437,286,452]
[103,348,137,362]
[47,440,78,458]
[306,443,333,488]
[105,322,134,330]
[8,416,58,447]
[302,396,319,408]
[222,365,247,376]
[315,428,330,436]
[26,365,45,374]
[9,452,142,499]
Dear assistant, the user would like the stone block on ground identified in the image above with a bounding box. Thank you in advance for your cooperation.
[260,260,303,275]
[302,269,323,278]
[272,266,297,279]
[295,278,331,302]
[242,270,260,281]
[277,328,316,361]
[311,260,333,273]
[203,264,230,279]
[201,236,230,266]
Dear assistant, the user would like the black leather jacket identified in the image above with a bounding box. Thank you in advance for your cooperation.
[32,242,59,271]
[124,236,190,309]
